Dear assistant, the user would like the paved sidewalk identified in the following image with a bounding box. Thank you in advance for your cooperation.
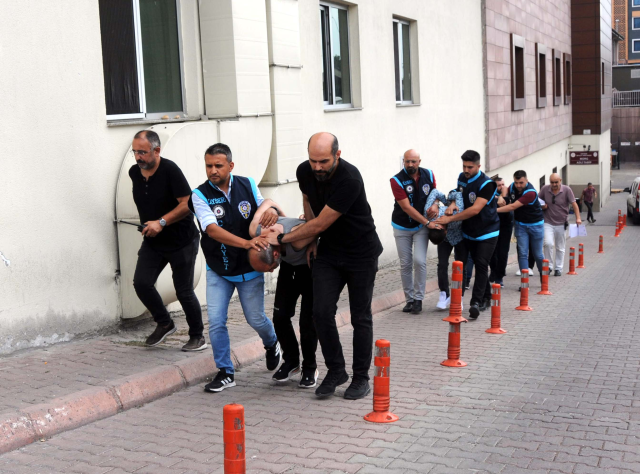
[1,218,638,473]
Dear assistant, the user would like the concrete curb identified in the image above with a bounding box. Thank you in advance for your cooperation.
[0,255,516,454]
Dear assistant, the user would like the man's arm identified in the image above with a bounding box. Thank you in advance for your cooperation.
[142,196,191,237]
[249,199,284,237]
[572,202,582,225]
[435,197,489,224]
[206,223,269,250]
[397,198,429,225]
[267,204,341,245]
[497,200,524,213]
[302,194,315,221]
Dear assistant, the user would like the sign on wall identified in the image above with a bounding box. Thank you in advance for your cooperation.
[569,151,599,165]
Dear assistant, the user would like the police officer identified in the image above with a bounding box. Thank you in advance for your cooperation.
[389,149,438,314]
[190,143,282,393]
[434,150,499,319]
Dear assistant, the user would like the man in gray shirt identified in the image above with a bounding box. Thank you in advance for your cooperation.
[248,201,319,388]
[539,173,582,276]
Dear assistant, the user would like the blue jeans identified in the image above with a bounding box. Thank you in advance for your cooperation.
[206,270,277,374]
[514,223,544,275]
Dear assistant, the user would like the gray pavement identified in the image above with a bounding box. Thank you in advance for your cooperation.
[1,210,639,472]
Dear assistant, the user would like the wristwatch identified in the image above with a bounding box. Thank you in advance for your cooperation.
[277,233,285,245]
[159,218,167,227]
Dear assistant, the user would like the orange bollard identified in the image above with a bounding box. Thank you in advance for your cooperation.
[618,209,622,226]
[441,261,467,367]
[516,269,533,311]
[598,235,604,253]
[615,221,621,237]
[223,404,246,474]
[486,284,506,334]
[623,214,627,228]
[567,247,578,275]
[538,259,553,295]
[364,340,399,423]
[577,243,585,269]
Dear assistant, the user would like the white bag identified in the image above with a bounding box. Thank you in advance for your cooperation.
[569,224,587,238]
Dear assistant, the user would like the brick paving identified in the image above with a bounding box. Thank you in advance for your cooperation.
[1,214,639,472]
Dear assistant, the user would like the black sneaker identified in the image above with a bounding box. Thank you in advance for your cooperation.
[344,378,371,400]
[479,298,490,312]
[272,361,300,382]
[592,219,596,223]
[411,300,422,314]
[315,370,349,398]
[402,302,413,313]
[299,368,319,389]
[265,342,282,371]
[204,370,236,392]
[181,336,207,352]
[145,321,176,347]
[468,304,480,320]
[554,270,562,277]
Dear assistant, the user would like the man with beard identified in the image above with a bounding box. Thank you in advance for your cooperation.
[266,132,383,400]
[485,176,513,290]
[389,150,439,314]
[129,130,206,351]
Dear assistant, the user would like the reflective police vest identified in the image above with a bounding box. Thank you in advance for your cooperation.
[457,171,500,240]
[191,175,259,281]
[391,167,434,231]
[509,182,544,225]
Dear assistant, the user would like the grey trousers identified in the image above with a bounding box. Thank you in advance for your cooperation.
[393,226,429,303]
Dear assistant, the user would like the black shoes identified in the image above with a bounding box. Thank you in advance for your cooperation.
[402,302,413,313]
[265,342,282,371]
[145,320,176,347]
[469,303,480,320]
[272,361,300,382]
[479,299,490,312]
[411,300,423,314]
[204,369,236,392]
[554,270,562,277]
[181,336,208,352]
[315,370,349,398]
[344,378,371,400]
[299,368,319,389]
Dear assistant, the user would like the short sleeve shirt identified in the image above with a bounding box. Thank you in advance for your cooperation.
[539,185,576,226]
[129,158,197,252]
[582,187,595,203]
[297,159,383,261]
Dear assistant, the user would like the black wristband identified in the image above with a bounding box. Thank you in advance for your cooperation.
[269,206,280,216]
[277,233,285,245]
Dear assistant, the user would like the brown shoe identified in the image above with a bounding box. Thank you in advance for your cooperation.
[182,336,208,352]
[145,321,176,347]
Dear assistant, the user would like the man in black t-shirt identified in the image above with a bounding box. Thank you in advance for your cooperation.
[266,132,383,400]
[128,130,205,351]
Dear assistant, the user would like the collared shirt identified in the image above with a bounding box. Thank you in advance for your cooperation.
[539,184,576,226]
[191,174,264,231]
[423,189,464,246]
[582,187,595,203]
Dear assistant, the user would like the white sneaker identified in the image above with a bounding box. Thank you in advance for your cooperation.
[436,291,449,310]
[528,268,534,276]
[515,269,522,276]
[461,300,464,311]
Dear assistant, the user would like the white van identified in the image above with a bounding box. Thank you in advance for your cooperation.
[625,177,640,225]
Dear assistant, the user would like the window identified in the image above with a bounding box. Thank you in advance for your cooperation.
[393,19,412,104]
[634,39,640,53]
[320,3,351,107]
[536,43,547,108]
[540,176,545,189]
[553,166,558,174]
[98,0,183,120]
[634,18,640,29]
[510,34,526,111]
[564,53,572,105]
[553,49,562,106]
[634,0,640,7]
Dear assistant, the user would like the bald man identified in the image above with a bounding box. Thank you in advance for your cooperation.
[539,174,582,276]
[389,150,438,314]
[266,132,383,400]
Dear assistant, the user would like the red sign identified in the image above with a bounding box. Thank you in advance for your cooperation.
[569,151,599,165]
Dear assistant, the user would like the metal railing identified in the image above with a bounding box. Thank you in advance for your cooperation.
[613,90,640,107]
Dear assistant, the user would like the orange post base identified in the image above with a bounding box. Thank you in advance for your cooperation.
[441,358,468,367]
[486,327,507,334]
[364,411,399,423]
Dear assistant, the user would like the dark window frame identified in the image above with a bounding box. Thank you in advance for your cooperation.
[602,62,606,96]
[564,53,572,105]
[552,49,562,106]
[510,33,526,111]
[536,43,547,108]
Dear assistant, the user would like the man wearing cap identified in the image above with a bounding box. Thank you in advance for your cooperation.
[539,173,582,276]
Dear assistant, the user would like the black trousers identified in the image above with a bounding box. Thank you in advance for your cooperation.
[437,240,467,297]
[313,256,378,380]
[585,201,594,221]
[273,261,317,370]
[465,237,498,305]
[490,224,512,281]
[133,235,204,337]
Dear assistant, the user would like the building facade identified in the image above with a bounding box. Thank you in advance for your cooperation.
[0,0,611,353]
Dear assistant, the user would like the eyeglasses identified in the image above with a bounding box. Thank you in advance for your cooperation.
[550,181,560,184]
[552,195,556,204]
[133,150,150,156]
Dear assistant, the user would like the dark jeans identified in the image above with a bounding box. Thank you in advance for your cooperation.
[437,240,467,297]
[585,201,594,221]
[133,236,204,337]
[273,261,317,370]
[464,254,474,288]
[465,237,498,305]
[313,256,378,380]
[491,225,512,281]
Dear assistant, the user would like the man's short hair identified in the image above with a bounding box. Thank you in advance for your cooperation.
[588,182,592,185]
[248,245,277,272]
[493,175,503,182]
[308,133,339,158]
[513,170,527,180]
[428,228,447,245]
[461,150,480,163]
[205,143,232,162]
[134,130,161,150]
